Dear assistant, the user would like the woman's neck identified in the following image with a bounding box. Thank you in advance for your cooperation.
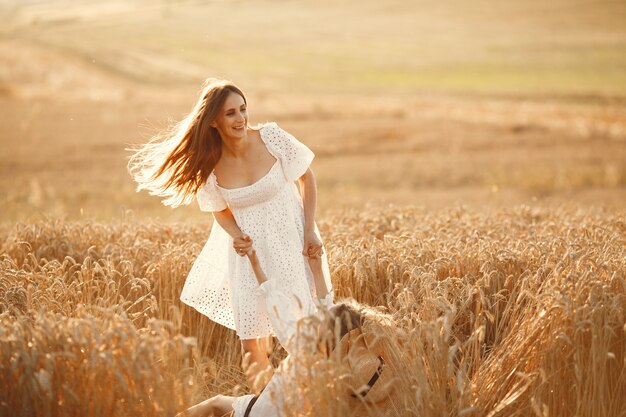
[221,133,250,158]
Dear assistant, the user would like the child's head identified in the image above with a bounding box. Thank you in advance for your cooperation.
[317,301,364,354]
[316,300,395,403]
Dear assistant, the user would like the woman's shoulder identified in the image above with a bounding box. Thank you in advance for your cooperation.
[256,121,297,142]
[255,122,287,146]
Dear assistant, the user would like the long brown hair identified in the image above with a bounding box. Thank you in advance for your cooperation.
[128,78,246,207]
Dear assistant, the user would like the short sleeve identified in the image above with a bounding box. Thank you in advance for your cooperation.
[261,123,314,182]
[196,174,227,212]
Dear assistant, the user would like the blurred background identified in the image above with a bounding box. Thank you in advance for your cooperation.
[1,0,625,223]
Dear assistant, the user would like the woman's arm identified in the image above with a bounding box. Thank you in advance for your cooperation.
[298,168,330,300]
[298,168,322,257]
[212,207,252,256]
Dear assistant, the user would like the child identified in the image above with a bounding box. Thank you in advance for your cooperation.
[178,250,391,417]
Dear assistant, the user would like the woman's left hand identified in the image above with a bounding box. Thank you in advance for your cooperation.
[303,229,323,259]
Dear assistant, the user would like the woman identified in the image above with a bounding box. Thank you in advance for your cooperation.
[128,78,333,387]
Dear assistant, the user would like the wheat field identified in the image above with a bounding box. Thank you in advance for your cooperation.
[1,206,624,416]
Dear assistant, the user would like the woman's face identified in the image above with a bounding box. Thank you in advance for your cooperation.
[211,91,248,140]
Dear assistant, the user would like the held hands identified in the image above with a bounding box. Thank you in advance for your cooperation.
[233,234,253,257]
[302,229,323,259]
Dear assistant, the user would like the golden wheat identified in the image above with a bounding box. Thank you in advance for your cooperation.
[1,206,624,416]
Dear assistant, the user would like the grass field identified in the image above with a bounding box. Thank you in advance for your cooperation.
[1,0,626,415]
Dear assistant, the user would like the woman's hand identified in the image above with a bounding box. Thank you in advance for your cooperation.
[233,235,253,257]
[302,229,323,259]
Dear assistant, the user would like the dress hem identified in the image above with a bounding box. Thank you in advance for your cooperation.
[181,297,275,340]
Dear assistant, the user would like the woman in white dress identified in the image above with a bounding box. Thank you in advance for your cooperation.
[128,78,333,387]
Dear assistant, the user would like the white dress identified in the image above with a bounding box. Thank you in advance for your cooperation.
[180,122,332,339]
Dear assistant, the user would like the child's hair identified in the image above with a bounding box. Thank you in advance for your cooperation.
[329,303,364,339]
[330,299,393,336]
[314,299,395,357]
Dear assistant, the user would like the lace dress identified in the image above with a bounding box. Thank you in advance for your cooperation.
[180,122,332,339]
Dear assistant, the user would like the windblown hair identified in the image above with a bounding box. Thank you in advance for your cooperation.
[127,78,247,207]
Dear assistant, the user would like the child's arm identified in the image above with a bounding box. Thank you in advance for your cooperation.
[248,247,330,303]
[245,248,314,353]
[246,249,267,285]
[308,256,333,307]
